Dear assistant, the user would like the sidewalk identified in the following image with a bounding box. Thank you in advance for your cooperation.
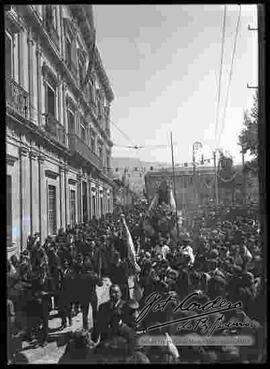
[15,277,113,364]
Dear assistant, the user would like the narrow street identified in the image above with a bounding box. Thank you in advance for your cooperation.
[6,4,264,364]
[17,278,112,364]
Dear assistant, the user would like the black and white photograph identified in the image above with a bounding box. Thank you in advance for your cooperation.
[5,3,267,364]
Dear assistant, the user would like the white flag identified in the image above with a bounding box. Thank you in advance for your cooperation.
[121,215,141,274]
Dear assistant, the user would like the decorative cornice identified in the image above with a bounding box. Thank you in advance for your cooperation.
[27,36,34,46]
[29,151,38,160]
[45,169,59,179]
[5,7,24,33]
[35,44,42,56]
[38,154,45,163]
[68,178,77,185]
[20,146,29,157]
[6,154,18,166]
[63,16,77,38]
[42,62,59,86]
[94,48,114,103]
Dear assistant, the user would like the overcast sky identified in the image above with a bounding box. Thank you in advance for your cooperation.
[93,4,258,165]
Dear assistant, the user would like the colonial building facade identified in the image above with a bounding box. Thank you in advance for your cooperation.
[6,5,115,256]
[145,165,259,211]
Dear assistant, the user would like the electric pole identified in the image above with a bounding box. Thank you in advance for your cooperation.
[213,150,219,206]
[170,132,179,238]
[241,145,246,205]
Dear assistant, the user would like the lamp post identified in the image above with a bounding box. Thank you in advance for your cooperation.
[213,149,219,206]
[241,144,246,205]
[192,141,203,207]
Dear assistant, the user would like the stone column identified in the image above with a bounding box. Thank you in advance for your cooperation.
[86,174,90,222]
[96,182,99,219]
[30,150,39,234]
[36,44,42,126]
[64,164,69,227]
[110,189,113,214]
[38,154,46,243]
[18,32,24,87]
[62,83,68,146]
[20,147,30,251]
[103,189,107,215]
[106,191,109,214]
[77,173,82,224]
[27,32,34,120]
[59,164,66,229]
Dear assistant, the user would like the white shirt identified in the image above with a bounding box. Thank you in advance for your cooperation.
[181,245,195,264]
[162,244,170,259]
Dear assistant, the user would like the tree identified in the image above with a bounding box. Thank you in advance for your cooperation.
[238,91,258,172]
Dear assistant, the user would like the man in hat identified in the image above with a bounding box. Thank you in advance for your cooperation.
[58,259,74,330]
[87,241,101,275]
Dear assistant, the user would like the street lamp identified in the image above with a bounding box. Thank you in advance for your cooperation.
[241,143,246,205]
[213,149,219,206]
[192,141,203,206]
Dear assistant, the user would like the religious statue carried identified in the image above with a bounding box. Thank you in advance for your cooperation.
[145,178,178,238]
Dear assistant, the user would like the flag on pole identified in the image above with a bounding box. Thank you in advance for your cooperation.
[149,192,159,212]
[82,29,96,90]
[168,188,176,210]
[121,215,141,274]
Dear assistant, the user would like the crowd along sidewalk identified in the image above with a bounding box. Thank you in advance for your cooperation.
[15,277,113,364]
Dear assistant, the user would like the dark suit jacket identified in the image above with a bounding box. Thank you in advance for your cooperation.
[91,299,126,342]
[73,270,103,306]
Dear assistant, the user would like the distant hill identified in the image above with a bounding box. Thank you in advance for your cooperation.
[111,157,171,195]
[111,157,171,171]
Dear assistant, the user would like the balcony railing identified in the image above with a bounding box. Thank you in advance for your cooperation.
[6,78,30,119]
[103,168,114,178]
[44,113,66,146]
[44,13,60,49]
[98,114,106,131]
[66,59,77,79]
[47,25,60,49]
[68,133,102,169]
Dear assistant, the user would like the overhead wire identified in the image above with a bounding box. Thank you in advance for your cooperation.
[13,91,171,159]
[110,120,137,147]
[217,5,242,146]
[214,5,227,146]
[23,102,134,147]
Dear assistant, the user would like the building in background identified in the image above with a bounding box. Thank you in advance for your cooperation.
[113,178,137,209]
[111,156,171,197]
[6,5,115,256]
[145,165,259,211]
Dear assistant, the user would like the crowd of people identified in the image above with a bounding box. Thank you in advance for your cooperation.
[7,200,265,363]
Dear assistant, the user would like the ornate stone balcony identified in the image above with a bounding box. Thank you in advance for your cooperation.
[44,113,66,146]
[104,168,114,178]
[68,133,102,170]
[66,59,78,80]
[43,11,60,49]
[98,114,106,131]
[6,78,30,119]
[46,25,60,50]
